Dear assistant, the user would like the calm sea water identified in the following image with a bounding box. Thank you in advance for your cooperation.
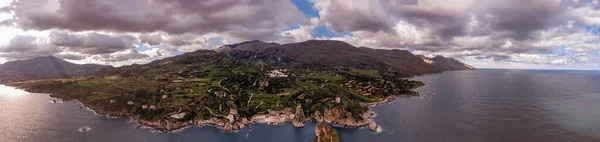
[1,70,599,142]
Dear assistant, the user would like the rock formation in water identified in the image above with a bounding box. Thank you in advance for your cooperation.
[293,104,305,127]
[368,120,378,131]
[312,123,340,142]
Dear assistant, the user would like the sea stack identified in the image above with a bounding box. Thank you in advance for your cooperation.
[368,121,378,132]
[312,123,340,142]
[293,104,305,127]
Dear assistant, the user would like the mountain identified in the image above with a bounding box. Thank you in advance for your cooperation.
[419,55,476,71]
[0,56,112,82]
[218,40,473,75]
[216,40,280,53]
[101,40,474,78]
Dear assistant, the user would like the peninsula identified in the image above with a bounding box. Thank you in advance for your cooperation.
[6,40,473,132]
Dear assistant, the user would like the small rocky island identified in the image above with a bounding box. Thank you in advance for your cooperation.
[312,123,340,142]
[5,40,473,132]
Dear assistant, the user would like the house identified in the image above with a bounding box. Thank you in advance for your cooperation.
[172,80,183,83]
[127,101,134,105]
[170,112,186,119]
[142,104,148,109]
[268,69,288,78]
[109,99,116,103]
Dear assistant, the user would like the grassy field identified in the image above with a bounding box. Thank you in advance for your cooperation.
[350,69,380,77]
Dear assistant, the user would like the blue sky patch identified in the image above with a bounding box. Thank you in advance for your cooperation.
[291,0,319,17]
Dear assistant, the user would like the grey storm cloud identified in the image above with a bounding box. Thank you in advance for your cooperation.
[138,34,163,46]
[49,32,135,54]
[559,0,600,9]
[313,0,586,64]
[0,32,138,61]
[470,0,566,40]
[314,0,396,34]
[316,0,568,42]
[393,0,566,41]
[0,36,62,60]
[3,0,304,41]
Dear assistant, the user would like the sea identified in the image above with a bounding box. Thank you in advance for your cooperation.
[1,69,599,142]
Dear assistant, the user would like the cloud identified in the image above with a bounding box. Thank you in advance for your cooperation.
[2,0,600,69]
[312,0,396,33]
[0,35,61,60]
[49,32,135,54]
[138,33,163,46]
[4,0,304,41]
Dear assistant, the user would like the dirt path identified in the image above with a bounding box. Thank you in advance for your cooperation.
[247,93,254,107]
[218,79,231,92]
[254,101,264,109]
[203,106,226,117]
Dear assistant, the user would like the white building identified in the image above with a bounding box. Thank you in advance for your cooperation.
[268,69,288,78]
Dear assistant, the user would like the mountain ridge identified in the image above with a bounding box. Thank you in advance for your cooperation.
[217,40,474,75]
[2,40,474,83]
[0,56,112,83]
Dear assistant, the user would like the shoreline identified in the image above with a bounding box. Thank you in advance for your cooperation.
[6,84,422,133]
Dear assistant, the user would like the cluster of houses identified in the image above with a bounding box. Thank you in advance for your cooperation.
[343,79,406,96]
[344,80,377,96]
[251,109,291,125]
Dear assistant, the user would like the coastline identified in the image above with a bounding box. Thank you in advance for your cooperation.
[5,84,422,133]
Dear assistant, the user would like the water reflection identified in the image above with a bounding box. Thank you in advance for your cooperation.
[0,85,29,97]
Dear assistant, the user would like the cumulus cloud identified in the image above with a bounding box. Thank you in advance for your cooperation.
[3,0,304,41]
[49,32,136,54]
[312,0,396,33]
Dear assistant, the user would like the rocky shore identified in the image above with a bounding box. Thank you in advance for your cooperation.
[78,102,381,133]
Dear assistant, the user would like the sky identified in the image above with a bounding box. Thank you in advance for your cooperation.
[1,0,600,70]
